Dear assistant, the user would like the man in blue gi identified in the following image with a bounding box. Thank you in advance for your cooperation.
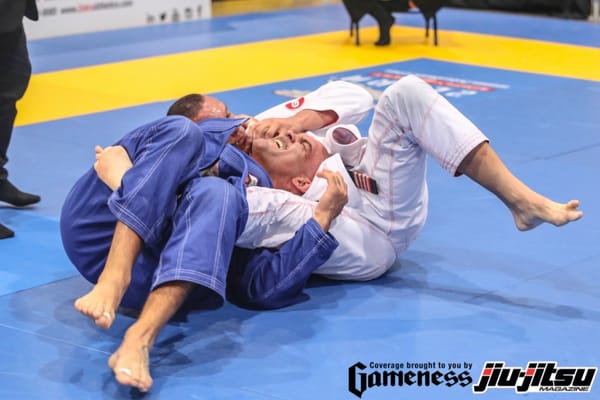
[60,93,352,392]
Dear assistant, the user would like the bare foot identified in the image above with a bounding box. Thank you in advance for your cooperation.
[511,197,583,231]
[74,281,125,329]
[94,145,133,191]
[108,338,153,392]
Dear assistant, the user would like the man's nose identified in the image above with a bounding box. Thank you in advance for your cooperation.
[287,131,297,142]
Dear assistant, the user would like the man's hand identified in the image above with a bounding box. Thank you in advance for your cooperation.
[227,115,257,153]
[248,109,338,140]
[94,145,133,190]
[247,117,303,140]
[313,169,348,232]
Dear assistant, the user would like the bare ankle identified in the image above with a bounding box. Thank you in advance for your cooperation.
[123,324,157,349]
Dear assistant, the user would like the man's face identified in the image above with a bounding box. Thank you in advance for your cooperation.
[194,96,231,120]
[191,96,329,193]
[250,132,330,193]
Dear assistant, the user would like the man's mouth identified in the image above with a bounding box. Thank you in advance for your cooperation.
[274,138,286,149]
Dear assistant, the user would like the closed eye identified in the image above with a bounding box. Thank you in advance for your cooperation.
[301,139,312,156]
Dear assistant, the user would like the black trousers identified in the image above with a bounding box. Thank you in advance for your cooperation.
[0,26,32,180]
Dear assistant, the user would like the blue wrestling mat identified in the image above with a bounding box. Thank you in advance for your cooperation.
[0,4,598,399]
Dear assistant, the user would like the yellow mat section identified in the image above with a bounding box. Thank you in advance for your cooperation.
[17,26,600,126]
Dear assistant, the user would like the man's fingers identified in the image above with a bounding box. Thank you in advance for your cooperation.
[255,125,269,139]
[315,169,330,179]
[264,126,281,139]
[247,121,267,138]
[313,169,349,231]
[317,170,348,207]
[317,169,346,185]
[250,119,288,139]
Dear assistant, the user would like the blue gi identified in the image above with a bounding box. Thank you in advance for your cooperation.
[61,115,338,311]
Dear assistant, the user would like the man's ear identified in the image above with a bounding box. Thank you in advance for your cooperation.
[290,176,312,195]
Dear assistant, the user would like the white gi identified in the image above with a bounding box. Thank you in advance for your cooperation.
[237,75,488,281]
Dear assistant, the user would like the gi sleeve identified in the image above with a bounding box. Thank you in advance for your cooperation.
[254,80,374,132]
[226,218,338,310]
[235,186,397,299]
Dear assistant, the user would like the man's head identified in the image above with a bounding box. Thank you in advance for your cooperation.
[249,131,329,195]
[167,94,232,121]
[168,94,330,195]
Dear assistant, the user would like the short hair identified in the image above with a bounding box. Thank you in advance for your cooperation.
[167,93,205,120]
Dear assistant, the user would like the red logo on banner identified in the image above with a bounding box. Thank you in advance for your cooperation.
[285,97,305,110]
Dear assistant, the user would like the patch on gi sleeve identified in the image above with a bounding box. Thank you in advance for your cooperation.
[285,97,305,110]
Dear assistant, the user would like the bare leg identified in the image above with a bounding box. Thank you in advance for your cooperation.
[458,142,583,231]
[74,221,141,329]
[108,281,195,392]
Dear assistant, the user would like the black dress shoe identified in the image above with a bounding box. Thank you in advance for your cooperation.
[375,37,391,46]
[0,223,14,239]
[0,179,41,207]
[375,14,394,46]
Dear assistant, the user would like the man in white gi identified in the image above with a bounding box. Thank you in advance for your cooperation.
[235,74,583,283]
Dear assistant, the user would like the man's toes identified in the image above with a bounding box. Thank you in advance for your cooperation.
[101,311,114,321]
[108,353,118,369]
[114,368,134,386]
[73,298,86,313]
[95,311,114,329]
[116,367,132,377]
[136,379,152,393]
[114,368,152,392]
[566,200,578,209]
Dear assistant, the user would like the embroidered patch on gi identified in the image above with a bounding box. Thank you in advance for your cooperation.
[285,97,305,110]
[350,171,378,194]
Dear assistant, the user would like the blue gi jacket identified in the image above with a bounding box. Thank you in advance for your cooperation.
[227,218,339,310]
[61,115,338,312]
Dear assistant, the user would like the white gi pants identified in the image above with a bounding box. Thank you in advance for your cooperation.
[356,74,488,256]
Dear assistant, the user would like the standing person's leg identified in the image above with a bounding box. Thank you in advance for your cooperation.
[107,176,248,392]
[0,26,40,238]
[367,1,395,46]
[0,26,40,208]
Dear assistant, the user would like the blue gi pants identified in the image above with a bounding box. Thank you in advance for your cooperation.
[60,116,249,310]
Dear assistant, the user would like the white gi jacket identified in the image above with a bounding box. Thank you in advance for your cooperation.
[237,76,488,281]
[237,80,396,281]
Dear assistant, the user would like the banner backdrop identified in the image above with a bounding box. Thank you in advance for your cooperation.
[24,0,211,39]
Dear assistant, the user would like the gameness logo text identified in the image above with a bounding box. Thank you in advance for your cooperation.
[347,361,473,398]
